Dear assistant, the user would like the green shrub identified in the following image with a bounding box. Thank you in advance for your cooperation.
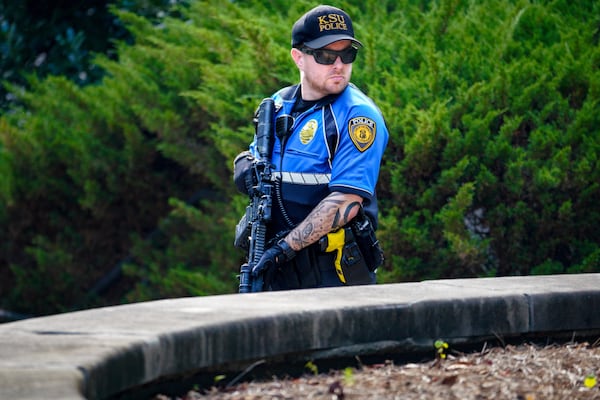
[375,0,600,280]
[0,0,598,316]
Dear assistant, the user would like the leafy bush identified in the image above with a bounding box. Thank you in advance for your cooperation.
[0,0,598,316]
[373,0,599,281]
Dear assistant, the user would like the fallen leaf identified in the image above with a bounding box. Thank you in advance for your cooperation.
[441,375,458,386]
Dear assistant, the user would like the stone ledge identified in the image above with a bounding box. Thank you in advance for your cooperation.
[1,274,599,399]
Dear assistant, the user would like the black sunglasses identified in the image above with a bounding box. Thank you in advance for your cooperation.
[300,45,358,65]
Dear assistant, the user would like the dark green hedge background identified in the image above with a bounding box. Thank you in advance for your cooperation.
[1,0,598,318]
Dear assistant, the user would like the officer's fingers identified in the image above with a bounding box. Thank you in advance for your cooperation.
[252,260,270,276]
[251,264,263,276]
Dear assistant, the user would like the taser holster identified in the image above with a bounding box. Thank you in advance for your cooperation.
[320,226,373,285]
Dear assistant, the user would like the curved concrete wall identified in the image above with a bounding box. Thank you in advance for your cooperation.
[1,274,599,399]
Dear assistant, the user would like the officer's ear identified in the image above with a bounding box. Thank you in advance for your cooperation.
[291,47,304,69]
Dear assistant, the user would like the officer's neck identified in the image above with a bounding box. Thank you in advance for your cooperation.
[295,86,337,115]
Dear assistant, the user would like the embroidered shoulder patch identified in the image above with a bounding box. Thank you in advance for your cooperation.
[348,117,376,152]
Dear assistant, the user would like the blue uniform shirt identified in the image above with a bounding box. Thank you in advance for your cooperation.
[249,83,388,235]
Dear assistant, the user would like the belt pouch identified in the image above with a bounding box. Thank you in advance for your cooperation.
[339,228,374,285]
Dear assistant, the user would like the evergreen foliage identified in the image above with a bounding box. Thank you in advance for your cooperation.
[0,0,189,110]
[0,0,598,316]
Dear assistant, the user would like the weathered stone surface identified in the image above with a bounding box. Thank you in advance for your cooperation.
[1,274,599,399]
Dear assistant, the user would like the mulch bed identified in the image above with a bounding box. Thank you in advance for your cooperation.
[154,340,600,400]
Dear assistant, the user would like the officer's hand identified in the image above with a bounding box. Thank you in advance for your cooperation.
[252,239,296,277]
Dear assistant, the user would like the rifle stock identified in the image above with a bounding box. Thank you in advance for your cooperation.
[238,98,275,293]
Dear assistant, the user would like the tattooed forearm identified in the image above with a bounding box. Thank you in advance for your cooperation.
[286,192,363,251]
[341,201,361,227]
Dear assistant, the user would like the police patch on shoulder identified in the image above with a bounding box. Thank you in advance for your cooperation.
[348,117,376,152]
[299,119,318,145]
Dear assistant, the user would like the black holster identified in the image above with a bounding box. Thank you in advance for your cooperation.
[348,210,384,272]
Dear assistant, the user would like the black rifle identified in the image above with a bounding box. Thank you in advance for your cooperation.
[238,98,275,293]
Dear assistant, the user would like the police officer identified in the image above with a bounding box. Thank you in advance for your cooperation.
[235,4,388,290]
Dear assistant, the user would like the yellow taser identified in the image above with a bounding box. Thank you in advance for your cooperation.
[321,228,347,283]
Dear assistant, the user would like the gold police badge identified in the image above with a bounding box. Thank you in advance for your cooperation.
[348,117,376,152]
[299,119,318,144]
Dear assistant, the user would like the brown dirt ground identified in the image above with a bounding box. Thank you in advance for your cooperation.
[155,340,600,400]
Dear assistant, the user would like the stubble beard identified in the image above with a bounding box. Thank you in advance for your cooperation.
[304,70,349,99]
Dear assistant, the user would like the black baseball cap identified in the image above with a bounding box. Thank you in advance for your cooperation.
[291,5,363,49]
